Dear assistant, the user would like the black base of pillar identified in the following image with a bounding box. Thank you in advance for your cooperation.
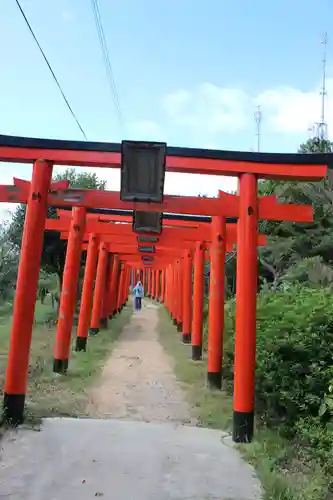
[89,327,99,336]
[75,336,87,352]
[177,323,183,332]
[117,308,121,314]
[192,345,202,360]
[100,317,108,329]
[3,393,25,426]
[182,333,191,344]
[232,411,254,443]
[53,358,69,374]
[207,371,222,390]
[172,318,177,326]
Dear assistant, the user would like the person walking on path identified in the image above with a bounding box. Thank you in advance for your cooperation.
[133,280,144,311]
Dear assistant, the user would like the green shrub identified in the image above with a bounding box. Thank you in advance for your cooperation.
[294,416,333,492]
[223,286,333,429]
[221,285,333,484]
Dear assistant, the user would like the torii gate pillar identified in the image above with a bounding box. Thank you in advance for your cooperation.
[207,216,226,389]
[233,173,258,443]
[90,243,108,334]
[76,233,99,351]
[53,207,86,373]
[3,160,53,425]
[192,241,205,360]
[109,255,120,317]
[182,250,192,344]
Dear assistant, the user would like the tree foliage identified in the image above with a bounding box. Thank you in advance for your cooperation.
[0,223,19,300]
[7,168,107,287]
[256,137,333,288]
[298,137,333,153]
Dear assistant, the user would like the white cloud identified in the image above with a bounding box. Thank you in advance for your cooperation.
[163,83,249,133]
[257,79,333,135]
[162,79,333,140]
[125,77,333,197]
[154,78,333,195]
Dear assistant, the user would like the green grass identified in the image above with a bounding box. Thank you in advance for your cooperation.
[158,309,233,431]
[0,297,132,424]
[158,307,331,500]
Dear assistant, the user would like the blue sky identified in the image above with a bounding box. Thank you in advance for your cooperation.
[0,0,332,213]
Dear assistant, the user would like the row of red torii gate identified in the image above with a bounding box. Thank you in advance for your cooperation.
[0,135,330,443]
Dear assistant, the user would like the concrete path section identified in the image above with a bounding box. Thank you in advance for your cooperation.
[0,418,261,500]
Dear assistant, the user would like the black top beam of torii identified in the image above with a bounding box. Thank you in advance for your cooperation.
[51,206,225,223]
[0,134,332,167]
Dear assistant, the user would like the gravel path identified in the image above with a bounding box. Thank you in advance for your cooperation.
[87,302,195,425]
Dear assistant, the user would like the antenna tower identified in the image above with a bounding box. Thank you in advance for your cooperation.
[254,105,262,152]
[314,32,328,140]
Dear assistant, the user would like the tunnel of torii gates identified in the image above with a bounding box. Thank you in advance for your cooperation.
[0,136,329,443]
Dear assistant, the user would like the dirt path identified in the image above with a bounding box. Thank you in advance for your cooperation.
[87,302,195,425]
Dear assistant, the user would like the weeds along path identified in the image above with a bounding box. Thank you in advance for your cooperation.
[87,301,195,424]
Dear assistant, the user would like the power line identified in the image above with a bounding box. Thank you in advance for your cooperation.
[14,0,87,140]
[90,0,124,129]
[91,0,124,127]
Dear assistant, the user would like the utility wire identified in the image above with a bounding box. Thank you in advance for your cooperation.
[91,0,123,123]
[14,0,87,140]
[90,0,124,130]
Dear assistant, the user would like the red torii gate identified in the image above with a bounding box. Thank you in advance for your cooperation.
[0,135,328,444]
[47,189,315,403]
[49,212,252,327]
[54,215,259,381]
[51,210,270,367]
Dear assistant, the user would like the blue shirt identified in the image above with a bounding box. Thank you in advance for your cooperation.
[133,282,144,298]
